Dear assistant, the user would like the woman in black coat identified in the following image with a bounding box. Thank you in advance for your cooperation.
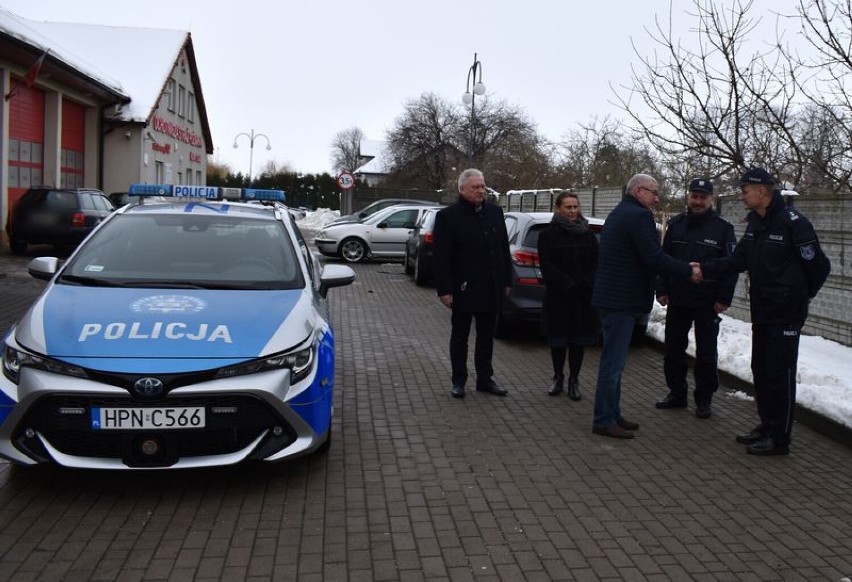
[537,193,599,400]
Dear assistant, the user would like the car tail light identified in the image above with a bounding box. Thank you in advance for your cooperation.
[71,212,86,227]
[512,250,539,267]
[423,232,433,243]
[515,277,541,286]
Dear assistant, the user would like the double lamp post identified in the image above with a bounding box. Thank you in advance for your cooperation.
[233,129,272,187]
[462,52,486,164]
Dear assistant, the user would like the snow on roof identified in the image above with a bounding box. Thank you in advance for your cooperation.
[359,139,385,158]
[354,155,389,175]
[0,7,188,123]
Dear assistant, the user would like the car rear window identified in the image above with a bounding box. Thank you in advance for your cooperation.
[45,191,78,210]
[522,223,549,248]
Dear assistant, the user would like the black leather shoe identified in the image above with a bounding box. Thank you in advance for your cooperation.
[617,417,639,431]
[735,427,764,444]
[451,384,465,399]
[655,393,688,409]
[567,376,581,401]
[476,379,507,396]
[592,425,634,439]
[695,403,712,419]
[747,437,789,456]
[548,374,564,396]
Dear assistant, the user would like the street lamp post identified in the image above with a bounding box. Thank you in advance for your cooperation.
[462,52,486,164]
[232,129,272,186]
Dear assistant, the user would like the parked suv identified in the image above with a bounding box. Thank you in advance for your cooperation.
[6,188,114,255]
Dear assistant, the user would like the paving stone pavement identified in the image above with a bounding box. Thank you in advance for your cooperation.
[0,251,851,581]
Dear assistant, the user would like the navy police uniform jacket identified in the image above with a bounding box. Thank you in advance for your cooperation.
[432,197,512,313]
[656,209,738,308]
[703,192,830,325]
[592,194,692,314]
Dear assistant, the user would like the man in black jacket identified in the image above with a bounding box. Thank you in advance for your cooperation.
[433,169,512,399]
[655,178,738,419]
[700,167,831,455]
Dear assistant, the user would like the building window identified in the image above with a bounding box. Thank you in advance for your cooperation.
[187,92,195,123]
[196,170,202,184]
[155,161,165,183]
[185,170,192,185]
[166,79,176,112]
[178,85,186,118]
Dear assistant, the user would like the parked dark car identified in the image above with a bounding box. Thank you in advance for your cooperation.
[496,211,648,342]
[403,207,439,286]
[108,191,130,207]
[330,198,436,225]
[6,187,115,255]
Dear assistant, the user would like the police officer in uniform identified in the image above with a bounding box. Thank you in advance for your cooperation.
[655,178,738,419]
[700,167,831,455]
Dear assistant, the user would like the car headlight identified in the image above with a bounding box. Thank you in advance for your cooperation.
[2,343,88,385]
[214,342,315,384]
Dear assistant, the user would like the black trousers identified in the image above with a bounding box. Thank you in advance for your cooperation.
[449,309,496,387]
[663,304,721,405]
[752,323,801,447]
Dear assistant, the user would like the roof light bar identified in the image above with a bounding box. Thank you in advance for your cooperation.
[127,184,286,202]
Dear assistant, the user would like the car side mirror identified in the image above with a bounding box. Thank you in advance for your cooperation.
[377,222,388,229]
[28,256,61,281]
[319,264,356,297]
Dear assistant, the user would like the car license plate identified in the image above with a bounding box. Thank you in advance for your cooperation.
[91,406,205,430]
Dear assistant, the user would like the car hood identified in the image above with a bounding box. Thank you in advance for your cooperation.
[12,285,318,372]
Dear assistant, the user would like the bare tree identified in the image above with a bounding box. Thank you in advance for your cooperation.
[384,92,549,191]
[554,116,661,189]
[613,0,805,190]
[329,127,365,173]
[783,0,852,191]
[384,93,462,190]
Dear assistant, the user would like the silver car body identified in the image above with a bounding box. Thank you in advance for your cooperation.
[315,204,443,262]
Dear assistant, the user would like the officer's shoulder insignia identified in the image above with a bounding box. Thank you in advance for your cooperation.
[800,244,816,260]
[788,209,800,221]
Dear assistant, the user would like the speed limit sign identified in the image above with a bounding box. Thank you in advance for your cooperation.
[337,172,356,190]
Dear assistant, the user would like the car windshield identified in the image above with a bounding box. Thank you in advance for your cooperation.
[59,213,305,290]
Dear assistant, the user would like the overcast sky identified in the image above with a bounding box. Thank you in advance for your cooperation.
[3,0,800,178]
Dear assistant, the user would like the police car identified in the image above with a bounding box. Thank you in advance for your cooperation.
[0,184,355,469]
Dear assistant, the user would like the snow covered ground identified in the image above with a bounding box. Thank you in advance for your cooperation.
[297,208,852,430]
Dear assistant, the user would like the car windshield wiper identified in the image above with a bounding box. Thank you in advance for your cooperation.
[58,275,125,287]
[120,281,208,289]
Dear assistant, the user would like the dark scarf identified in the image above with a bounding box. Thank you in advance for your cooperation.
[552,213,589,234]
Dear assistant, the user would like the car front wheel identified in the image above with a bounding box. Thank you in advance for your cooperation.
[340,238,367,263]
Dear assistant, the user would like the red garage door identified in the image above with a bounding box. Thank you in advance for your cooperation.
[7,80,45,208]
[62,100,85,188]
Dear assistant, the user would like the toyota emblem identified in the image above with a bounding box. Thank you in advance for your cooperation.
[133,377,164,397]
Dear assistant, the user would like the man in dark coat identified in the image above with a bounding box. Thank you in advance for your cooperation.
[700,167,831,455]
[655,178,738,419]
[591,174,699,438]
[433,168,512,399]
